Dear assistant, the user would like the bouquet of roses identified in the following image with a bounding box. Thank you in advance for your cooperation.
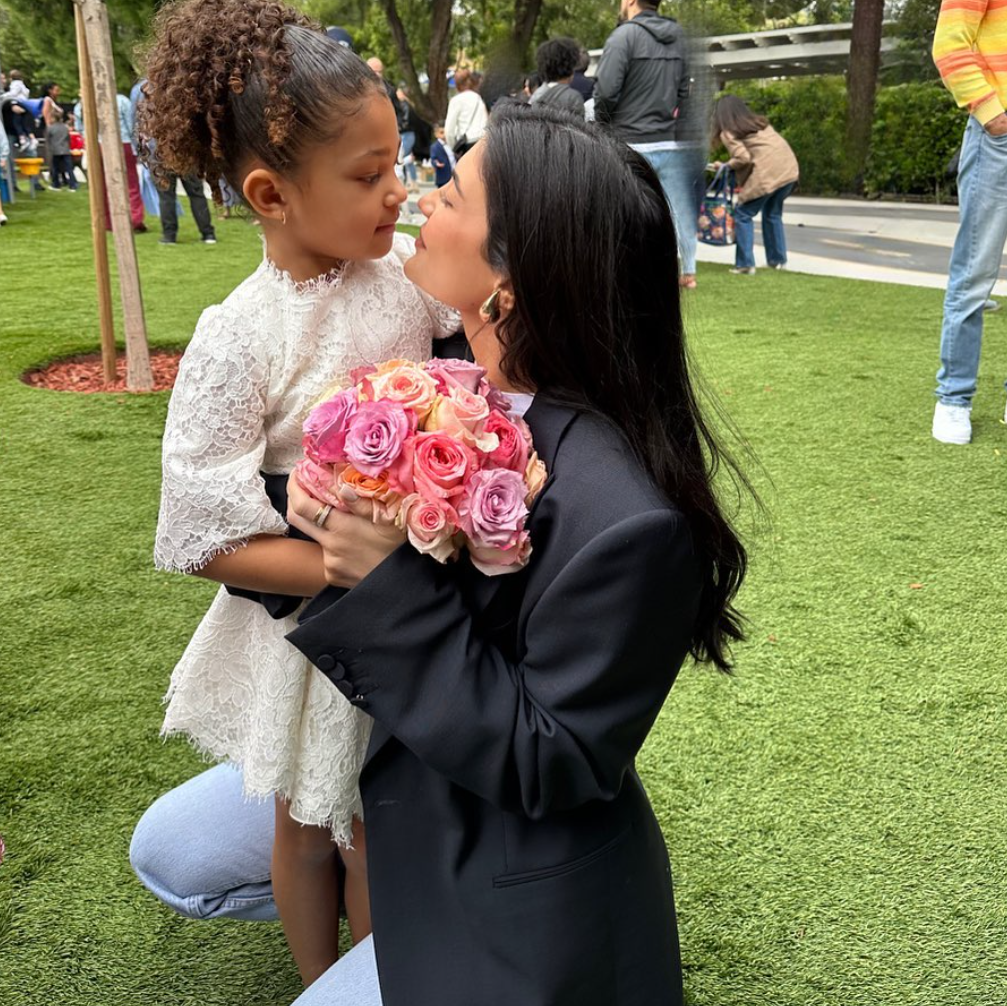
[295,358,547,576]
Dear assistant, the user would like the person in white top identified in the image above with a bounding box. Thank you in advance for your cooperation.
[140,0,456,991]
[444,68,488,158]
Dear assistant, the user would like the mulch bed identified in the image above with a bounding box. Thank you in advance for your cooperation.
[22,350,183,393]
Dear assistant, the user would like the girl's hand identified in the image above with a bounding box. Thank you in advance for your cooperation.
[286,473,406,589]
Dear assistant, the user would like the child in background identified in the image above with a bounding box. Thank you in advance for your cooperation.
[429,122,455,188]
[141,0,456,989]
[3,71,36,149]
[47,108,77,191]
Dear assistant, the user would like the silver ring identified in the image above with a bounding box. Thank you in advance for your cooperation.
[312,504,333,529]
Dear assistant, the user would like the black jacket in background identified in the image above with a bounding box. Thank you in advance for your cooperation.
[286,397,702,1005]
[594,11,690,144]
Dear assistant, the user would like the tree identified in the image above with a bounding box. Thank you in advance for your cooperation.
[844,0,886,190]
[375,0,452,122]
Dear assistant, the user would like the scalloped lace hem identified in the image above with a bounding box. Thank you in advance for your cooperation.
[160,727,361,849]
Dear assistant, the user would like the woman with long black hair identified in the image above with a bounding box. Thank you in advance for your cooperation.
[132,102,751,1006]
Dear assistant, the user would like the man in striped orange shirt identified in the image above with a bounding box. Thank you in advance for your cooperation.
[932,0,1007,444]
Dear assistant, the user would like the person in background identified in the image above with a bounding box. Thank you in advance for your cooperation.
[521,72,541,101]
[396,84,420,194]
[429,122,455,187]
[570,46,595,102]
[3,70,36,149]
[81,91,146,232]
[0,125,9,224]
[930,0,1007,444]
[594,0,695,288]
[47,107,77,191]
[40,82,61,127]
[529,37,586,117]
[445,68,488,158]
[711,95,798,277]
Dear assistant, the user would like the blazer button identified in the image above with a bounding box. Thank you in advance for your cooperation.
[330,661,347,681]
[316,654,335,672]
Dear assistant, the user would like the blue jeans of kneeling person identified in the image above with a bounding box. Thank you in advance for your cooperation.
[937,115,1007,408]
[130,763,383,1004]
[734,181,795,270]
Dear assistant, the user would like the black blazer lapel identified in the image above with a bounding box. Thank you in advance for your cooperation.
[361,398,576,775]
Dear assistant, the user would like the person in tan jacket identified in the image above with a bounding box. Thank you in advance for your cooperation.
[712,95,799,274]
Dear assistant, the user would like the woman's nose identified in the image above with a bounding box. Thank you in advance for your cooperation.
[417,191,434,218]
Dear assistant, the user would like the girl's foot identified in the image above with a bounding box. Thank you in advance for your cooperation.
[679,274,697,290]
[729,266,756,275]
[0,213,7,226]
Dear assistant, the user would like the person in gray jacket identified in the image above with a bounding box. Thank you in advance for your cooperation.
[594,0,698,288]
[529,37,586,118]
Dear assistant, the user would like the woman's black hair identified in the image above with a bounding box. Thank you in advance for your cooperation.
[712,94,769,140]
[139,0,386,196]
[481,102,753,672]
[536,38,580,84]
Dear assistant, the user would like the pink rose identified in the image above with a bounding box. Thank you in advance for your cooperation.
[484,409,530,472]
[458,468,529,553]
[344,400,415,477]
[424,358,486,395]
[396,493,460,563]
[294,457,347,510]
[368,360,439,419]
[477,379,514,416]
[349,364,377,387]
[412,432,478,499]
[302,388,359,464]
[468,530,532,576]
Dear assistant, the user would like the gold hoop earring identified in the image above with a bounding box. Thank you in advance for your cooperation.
[480,289,501,322]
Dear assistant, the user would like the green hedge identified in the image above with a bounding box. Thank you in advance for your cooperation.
[722,78,965,200]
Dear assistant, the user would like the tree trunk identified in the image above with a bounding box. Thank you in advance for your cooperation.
[844,0,885,192]
[376,0,453,124]
[78,0,152,391]
[512,0,544,59]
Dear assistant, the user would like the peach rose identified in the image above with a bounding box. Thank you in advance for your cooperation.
[524,452,548,504]
[367,360,439,420]
[395,493,460,563]
[294,457,348,510]
[427,387,499,452]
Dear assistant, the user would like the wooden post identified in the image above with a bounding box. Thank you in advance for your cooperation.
[74,2,116,385]
[77,0,152,392]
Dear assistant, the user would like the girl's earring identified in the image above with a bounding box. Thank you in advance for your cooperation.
[480,289,501,322]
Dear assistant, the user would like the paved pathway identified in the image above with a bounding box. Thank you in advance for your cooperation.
[696,195,1007,295]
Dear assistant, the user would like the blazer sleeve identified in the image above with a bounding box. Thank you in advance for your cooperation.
[286,508,701,819]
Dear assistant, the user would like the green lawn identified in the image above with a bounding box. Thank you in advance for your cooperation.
[1,189,1005,1006]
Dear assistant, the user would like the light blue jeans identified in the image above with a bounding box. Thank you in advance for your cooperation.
[130,764,382,1004]
[937,115,1007,407]
[637,146,703,276]
[734,182,795,269]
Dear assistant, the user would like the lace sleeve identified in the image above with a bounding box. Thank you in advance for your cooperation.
[391,232,461,341]
[153,304,289,574]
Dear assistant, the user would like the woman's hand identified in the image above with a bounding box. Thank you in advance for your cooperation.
[286,473,406,589]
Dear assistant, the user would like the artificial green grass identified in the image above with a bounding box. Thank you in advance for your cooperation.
[1,189,1005,1005]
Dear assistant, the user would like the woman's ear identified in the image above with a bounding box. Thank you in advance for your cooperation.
[496,284,516,317]
[242,167,289,224]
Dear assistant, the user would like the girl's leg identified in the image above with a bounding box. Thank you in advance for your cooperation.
[272,796,344,987]
[341,817,371,944]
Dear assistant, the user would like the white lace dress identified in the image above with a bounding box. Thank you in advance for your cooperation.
[154,234,458,846]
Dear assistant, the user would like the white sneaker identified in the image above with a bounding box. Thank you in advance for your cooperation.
[0,213,7,226]
[932,402,972,445]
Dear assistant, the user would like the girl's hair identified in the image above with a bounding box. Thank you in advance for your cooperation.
[712,94,769,139]
[138,0,385,195]
[536,38,580,83]
[482,102,753,672]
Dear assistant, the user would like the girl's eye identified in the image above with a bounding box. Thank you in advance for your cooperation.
[361,174,381,185]
[439,192,453,208]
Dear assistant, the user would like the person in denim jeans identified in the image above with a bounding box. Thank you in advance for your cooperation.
[931,0,1007,444]
[711,95,798,275]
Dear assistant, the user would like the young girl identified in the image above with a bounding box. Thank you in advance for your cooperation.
[141,0,456,988]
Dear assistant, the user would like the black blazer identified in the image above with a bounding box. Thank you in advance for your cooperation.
[286,396,703,1006]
